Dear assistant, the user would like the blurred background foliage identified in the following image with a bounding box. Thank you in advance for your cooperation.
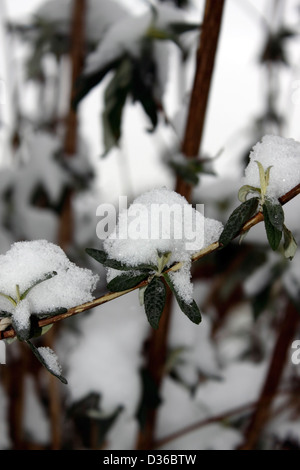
[0,0,300,451]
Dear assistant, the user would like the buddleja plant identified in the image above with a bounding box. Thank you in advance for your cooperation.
[219,161,297,260]
[86,248,201,330]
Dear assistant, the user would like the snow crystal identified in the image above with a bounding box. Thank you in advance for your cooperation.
[38,347,62,376]
[0,240,99,315]
[13,298,31,332]
[103,188,223,303]
[243,135,300,199]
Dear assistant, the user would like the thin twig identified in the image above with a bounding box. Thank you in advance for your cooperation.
[1,183,300,342]
[154,386,296,449]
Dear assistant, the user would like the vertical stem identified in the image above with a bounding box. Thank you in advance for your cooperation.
[136,0,226,450]
[136,290,173,450]
[240,301,299,450]
[58,0,86,249]
[176,0,226,200]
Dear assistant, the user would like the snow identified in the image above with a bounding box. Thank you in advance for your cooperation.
[35,0,128,43]
[103,187,223,303]
[62,291,149,415]
[23,375,50,444]
[243,135,300,199]
[0,240,99,315]
[155,377,243,450]
[84,3,197,76]
[84,12,152,75]
[195,361,267,416]
[13,298,31,332]
[38,346,62,376]
[282,250,300,302]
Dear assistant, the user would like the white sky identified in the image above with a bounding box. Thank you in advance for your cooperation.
[1,0,300,204]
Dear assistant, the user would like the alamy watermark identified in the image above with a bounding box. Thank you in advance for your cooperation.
[96,197,205,251]
[291,340,300,365]
[0,341,6,365]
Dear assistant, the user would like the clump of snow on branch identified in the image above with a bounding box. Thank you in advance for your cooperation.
[243,135,300,199]
[104,187,223,303]
[0,240,99,316]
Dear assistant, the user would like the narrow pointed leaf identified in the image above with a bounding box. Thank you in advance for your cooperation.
[20,271,58,300]
[283,225,298,260]
[219,198,260,247]
[0,292,16,307]
[164,273,201,325]
[264,198,284,231]
[86,248,157,272]
[238,185,260,203]
[26,341,67,384]
[107,272,148,292]
[144,277,166,329]
[256,160,267,196]
[263,204,282,250]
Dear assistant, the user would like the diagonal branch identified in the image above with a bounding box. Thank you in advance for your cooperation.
[1,183,299,342]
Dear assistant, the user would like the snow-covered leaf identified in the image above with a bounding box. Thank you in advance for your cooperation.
[283,225,298,260]
[144,277,166,329]
[27,341,67,384]
[86,248,156,271]
[164,273,201,325]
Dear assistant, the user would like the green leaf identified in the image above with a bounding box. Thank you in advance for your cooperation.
[264,198,284,232]
[238,185,261,203]
[157,251,172,274]
[0,292,16,307]
[168,22,201,35]
[86,248,157,271]
[283,225,298,260]
[72,59,120,109]
[144,277,166,329]
[256,160,267,196]
[107,272,148,292]
[20,271,58,300]
[102,58,132,155]
[170,162,199,186]
[26,340,67,384]
[219,198,260,248]
[164,273,202,325]
[263,204,282,250]
[0,311,12,318]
